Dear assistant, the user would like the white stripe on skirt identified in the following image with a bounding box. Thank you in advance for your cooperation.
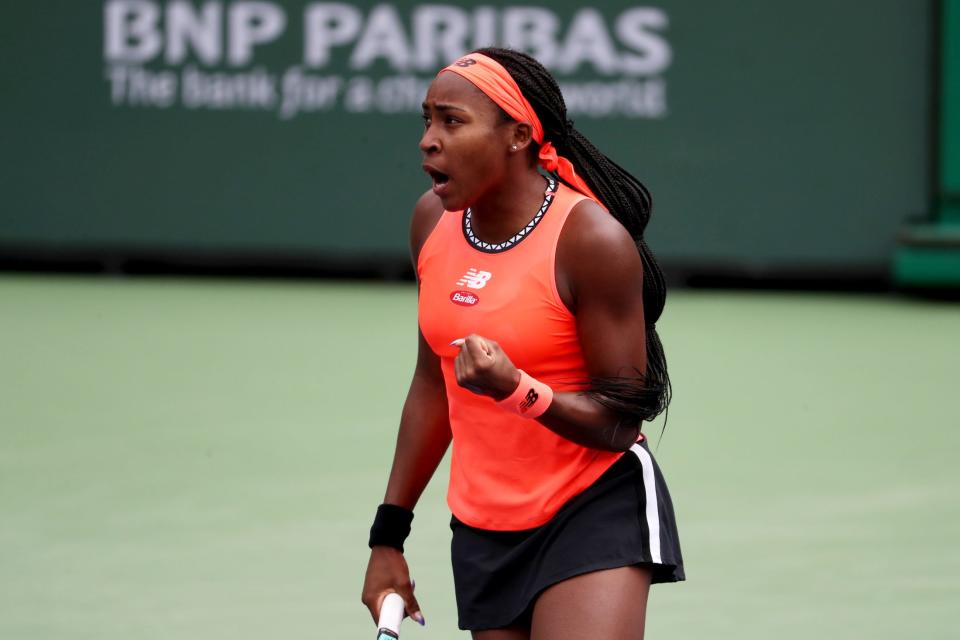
[629,443,662,564]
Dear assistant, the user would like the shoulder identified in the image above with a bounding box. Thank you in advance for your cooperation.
[409,189,446,265]
[556,198,643,312]
[562,198,639,261]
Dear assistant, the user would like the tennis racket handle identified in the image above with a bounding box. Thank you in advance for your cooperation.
[376,592,404,639]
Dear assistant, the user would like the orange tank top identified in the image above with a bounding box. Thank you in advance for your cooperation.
[417,178,623,530]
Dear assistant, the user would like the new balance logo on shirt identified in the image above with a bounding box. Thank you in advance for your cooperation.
[456,268,492,289]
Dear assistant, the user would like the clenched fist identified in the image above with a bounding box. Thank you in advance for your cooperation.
[451,334,521,400]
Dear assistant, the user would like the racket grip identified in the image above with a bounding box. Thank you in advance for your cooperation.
[376,592,404,639]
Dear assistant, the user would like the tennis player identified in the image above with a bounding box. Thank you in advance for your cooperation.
[361,48,684,639]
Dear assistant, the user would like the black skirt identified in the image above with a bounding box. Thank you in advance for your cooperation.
[450,438,684,631]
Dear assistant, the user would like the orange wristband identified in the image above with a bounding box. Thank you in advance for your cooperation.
[497,370,554,418]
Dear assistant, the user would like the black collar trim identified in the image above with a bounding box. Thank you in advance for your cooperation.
[462,176,558,254]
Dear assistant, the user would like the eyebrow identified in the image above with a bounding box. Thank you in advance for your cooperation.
[421,102,469,113]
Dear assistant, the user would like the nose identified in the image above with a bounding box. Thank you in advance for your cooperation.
[419,127,440,155]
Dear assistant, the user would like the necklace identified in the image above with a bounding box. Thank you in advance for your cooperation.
[462,175,557,253]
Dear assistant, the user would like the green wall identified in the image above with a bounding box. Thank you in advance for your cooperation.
[0,1,933,273]
[941,0,960,221]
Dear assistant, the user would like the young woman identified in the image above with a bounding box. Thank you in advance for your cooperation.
[361,48,683,639]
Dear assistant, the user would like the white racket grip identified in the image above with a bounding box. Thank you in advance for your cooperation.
[377,592,404,638]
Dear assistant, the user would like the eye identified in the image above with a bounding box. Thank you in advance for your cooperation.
[421,114,431,128]
[445,116,461,125]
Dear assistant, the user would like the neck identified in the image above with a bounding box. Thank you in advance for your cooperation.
[469,166,548,244]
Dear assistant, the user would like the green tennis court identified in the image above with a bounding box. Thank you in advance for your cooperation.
[1,275,957,639]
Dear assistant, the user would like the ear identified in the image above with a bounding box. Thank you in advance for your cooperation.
[509,122,534,153]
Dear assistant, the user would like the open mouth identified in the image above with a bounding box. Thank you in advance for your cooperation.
[423,165,451,196]
[427,168,449,188]
[420,162,450,198]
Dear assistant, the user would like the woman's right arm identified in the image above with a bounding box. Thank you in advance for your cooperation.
[360,190,448,626]
[382,329,451,510]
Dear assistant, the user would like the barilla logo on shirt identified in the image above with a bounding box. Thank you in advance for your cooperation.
[450,290,479,306]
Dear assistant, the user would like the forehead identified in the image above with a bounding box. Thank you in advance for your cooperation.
[423,71,500,116]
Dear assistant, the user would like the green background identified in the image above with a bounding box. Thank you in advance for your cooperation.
[2,275,958,638]
[941,0,960,220]
[0,1,933,271]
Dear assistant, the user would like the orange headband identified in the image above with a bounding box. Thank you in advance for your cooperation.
[440,53,605,208]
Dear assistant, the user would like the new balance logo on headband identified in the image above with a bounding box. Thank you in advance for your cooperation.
[456,268,492,289]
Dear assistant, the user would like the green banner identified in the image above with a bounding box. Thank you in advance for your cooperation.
[941,0,960,220]
[0,1,933,271]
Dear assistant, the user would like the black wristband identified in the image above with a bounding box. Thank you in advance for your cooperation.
[368,503,414,552]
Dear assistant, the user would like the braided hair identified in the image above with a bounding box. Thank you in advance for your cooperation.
[476,47,671,428]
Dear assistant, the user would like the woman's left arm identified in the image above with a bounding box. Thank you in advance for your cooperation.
[453,200,649,451]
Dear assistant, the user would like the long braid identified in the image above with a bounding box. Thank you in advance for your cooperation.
[477,47,671,426]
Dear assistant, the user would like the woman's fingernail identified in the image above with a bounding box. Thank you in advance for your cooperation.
[411,579,416,589]
[413,612,426,626]
[450,338,465,347]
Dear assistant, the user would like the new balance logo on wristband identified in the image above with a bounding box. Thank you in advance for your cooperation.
[498,370,553,419]
[518,388,539,412]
